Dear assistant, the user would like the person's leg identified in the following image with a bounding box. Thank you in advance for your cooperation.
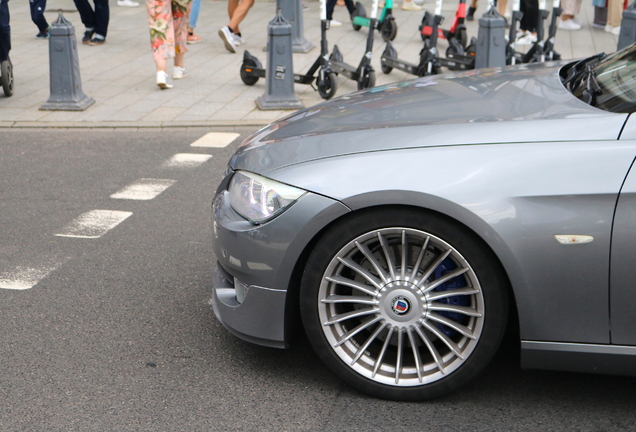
[606,0,621,31]
[172,0,190,67]
[466,0,477,20]
[189,0,200,29]
[344,0,356,15]
[92,0,109,39]
[147,0,174,87]
[227,0,239,25]
[327,0,337,20]
[30,0,49,31]
[72,0,96,30]
[0,0,10,62]
[228,0,254,33]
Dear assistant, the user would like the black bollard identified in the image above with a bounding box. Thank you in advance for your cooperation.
[475,0,507,69]
[40,11,94,111]
[277,0,314,53]
[618,1,636,50]
[257,9,303,111]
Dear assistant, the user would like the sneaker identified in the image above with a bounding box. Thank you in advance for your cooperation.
[516,32,537,45]
[117,0,139,6]
[591,21,605,28]
[187,33,201,44]
[559,18,582,30]
[466,6,476,21]
[89,35,106,45]
[218,26,237,53]
[36,28,50,38]
[82,30,94,44]
[401,1,422,10]
[156,71,173,89]
[173,66,188,79]
[605,24,621,35]
[330,19,343,27]
[233,33,245,45]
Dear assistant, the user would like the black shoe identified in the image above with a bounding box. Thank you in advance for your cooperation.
[89,36,106,46]
[82,30,95,44]
[466,6,476,21]
[36,27,50,38]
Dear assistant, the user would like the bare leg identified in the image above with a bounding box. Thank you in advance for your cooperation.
[155,57,167,73]
[228,0,254,34]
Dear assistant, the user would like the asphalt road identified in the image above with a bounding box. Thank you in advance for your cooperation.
[2,128,636,432]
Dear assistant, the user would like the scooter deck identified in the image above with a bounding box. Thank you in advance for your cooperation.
[330,60,361,80]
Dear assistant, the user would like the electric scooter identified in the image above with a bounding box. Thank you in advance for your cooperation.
[506,0,524,65]
[381,0,475,76]
[329,0,378,89]
[351,0,398,41]
[420,0,469,49]
[239,2,339,99]
[0,56,11,97]
[520,0,562,63]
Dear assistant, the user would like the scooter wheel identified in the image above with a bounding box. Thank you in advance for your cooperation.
[240,56,261,86]
[357,69,375,90]
[317,72,337,100]
[380,17,398,42]
[352,1,366,31]
[458,28,468,49]
[381,44,397,74]
[1,58,13,97]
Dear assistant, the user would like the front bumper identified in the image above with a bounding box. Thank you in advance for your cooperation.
[211,182,350,348]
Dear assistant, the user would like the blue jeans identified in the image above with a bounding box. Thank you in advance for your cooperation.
[30,0,48,32]
[189,0,200,28]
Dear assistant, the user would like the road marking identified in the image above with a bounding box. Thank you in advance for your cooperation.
[190,132,240,148]
[54,210,133,239]
[162,153,212,168]
[110,178,176,200]
[0,261,64,290]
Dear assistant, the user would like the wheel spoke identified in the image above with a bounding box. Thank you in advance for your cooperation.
[409,235,430,283]
[427,312,477,340]
[400,231,407,281]
[336,257,383,290]
[428,303,482,318]
[426,287,479,302]
[395,328,404,384]
[324,307,378,326]
[415,249,452,288]
[421,267,469,294]
[326,275,377,297]
[322,295,377,305]
[407,327,423,383]
[352,322,387,365]
[377,232,398,281]
[421,320,465,360]
[355,241,390,284]
[334,316,384,347]
[414,325,446,375]
[372,326,394,377]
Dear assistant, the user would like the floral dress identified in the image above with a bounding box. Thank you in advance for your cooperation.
[147,0,192,61]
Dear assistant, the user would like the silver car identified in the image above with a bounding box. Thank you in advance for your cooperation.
[211,44,636,401]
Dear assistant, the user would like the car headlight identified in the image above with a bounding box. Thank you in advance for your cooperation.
[228,170,306,224]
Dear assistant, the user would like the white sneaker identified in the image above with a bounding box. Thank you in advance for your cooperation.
[117,0,139,6]
[605,24,621,35]
[516,31,537,45]
[218,26,237,53]
[173,66,187,79]
[559,18,582,30]
[330,19,343,27]
[156,71,173,89]
[401,1,422,10]
[233,34,245,45]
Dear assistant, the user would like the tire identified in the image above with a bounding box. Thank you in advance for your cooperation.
[380,17,398,42]
[352,1,366,31]
[240,53,262,86]
[317,71,337,100]
[1,58,13,97]
[381,44,397,74]
[357,69,375,90]
[299,209,509,401]
[445,39,465,71]
[458,27,468,49]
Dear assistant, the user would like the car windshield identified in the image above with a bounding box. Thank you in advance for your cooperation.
[567,44,636,113]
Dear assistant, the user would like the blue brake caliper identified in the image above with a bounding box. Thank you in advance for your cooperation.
[433,257,469,338]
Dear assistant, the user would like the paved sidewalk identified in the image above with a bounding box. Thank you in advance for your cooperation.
[0,0,622,128]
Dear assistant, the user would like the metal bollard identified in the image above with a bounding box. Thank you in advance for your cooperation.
[256,9,303,111]
[475,1,507,69]
[40,11,94,111]
[277,0,314,53]
[618,1,636,51]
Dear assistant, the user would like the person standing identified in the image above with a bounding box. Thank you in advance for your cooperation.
[605,0,623,34]
[30,0,49,38]
[326,0,355,26]
[72,0,109,45]
[558,0,582,29]
[147,0,192,89]
[188,0,201,43]
[218,0,254,53]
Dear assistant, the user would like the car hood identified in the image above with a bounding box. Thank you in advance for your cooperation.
[231,62,628,174]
